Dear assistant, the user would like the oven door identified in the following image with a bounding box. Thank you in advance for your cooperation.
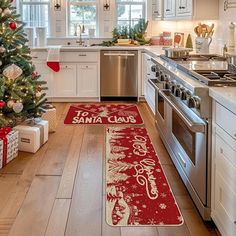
[159,90,207,205]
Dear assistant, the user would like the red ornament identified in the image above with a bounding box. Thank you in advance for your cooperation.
[32,71,37,78]
[9,21,17,30]
[0,100,5,108]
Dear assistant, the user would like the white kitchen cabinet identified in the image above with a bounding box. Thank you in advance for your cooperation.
[176,0,192,17]
[164,0,176,18]
[77,64,99,98]
[161,0,218,20]
[33,62,53,98]
[211,101,236,236]
[53,63,77,97]
[152,0,163,20]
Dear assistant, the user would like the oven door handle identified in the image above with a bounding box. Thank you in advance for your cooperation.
[159,90,206,133]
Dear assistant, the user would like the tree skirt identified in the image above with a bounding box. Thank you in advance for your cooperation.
[64,104,143,125]
[106,127,184,226]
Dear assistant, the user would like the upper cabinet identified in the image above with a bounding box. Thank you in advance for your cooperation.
[152,0,163,20]
[154,0,219,20]
[176,0,192,17]
[164,0,176,18]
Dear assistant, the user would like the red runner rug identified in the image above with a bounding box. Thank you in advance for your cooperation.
[106,127,184,226]
[64,104,143,125]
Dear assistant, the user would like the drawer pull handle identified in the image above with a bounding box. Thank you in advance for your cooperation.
[78,54,87,57]
[178,153,187,168]
[32,56,38,59]
[220,148,223,154]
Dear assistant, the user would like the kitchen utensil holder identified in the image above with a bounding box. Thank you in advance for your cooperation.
[224,0,236,11]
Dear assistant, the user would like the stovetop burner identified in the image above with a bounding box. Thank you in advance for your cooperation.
[193,70,236,86]
[171,54,226,62]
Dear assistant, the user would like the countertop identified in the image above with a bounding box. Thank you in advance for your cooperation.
[30,45,164,57]
[210,87,236,114]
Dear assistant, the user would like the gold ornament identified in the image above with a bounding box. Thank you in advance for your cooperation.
[3,64,23,80]
[7,100,15,108]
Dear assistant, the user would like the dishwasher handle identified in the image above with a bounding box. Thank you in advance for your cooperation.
[103,53,135,57]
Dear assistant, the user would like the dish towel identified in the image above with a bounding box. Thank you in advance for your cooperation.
[47,46,61,72]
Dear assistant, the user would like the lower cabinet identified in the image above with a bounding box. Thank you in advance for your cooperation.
[77,64,98,97]
[33,62,53,98]
[31,51,100,101]
[53,63,77,97]
[212,101,236,236]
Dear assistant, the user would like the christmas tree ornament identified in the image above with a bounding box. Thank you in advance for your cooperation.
[13,102,23,113]
[32,71,37,78]
[0,100,5,108]
[9,21,17,30]
[16,44,22,49]
[3,64,23,80]
[36,91,42,98]
[3,8,11,15]
[0,46,6,53]
[7,100,15,108]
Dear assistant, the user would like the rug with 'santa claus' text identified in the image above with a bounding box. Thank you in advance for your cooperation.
[64,104,143,125]
[106,127,184,226]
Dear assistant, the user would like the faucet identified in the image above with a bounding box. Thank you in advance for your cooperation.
[76,25,85,46]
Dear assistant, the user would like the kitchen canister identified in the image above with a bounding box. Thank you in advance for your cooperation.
[24,27,34,47]
[195,37,212,53]
[36,27,47,47]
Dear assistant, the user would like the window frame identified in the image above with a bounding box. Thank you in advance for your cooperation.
[19,0,51,35]
[67,0,99,37]
[115,0,146,29]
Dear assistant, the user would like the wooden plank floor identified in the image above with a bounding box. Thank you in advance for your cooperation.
[0,102,219,236]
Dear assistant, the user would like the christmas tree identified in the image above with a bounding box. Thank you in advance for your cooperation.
[0,0,47,127]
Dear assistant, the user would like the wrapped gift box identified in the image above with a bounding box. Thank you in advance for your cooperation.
[0,129,19,169]
[13,119,48,153]
[42,104,56,133]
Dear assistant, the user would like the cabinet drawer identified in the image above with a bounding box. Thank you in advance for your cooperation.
[214,171,236,236]
[215,129,236,190]
[215,102,236,140]
[61,52,99,62]
[31,51,48,61]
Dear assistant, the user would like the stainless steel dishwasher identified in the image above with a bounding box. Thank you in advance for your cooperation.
[100,50,138,99]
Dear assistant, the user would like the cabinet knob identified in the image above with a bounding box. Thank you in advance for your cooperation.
[166,9,170,11]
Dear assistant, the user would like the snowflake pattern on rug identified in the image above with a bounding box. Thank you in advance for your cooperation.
[106,127,184,226]
[64,104,143,125]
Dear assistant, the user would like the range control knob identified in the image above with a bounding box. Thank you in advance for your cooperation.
[174,85,183,97]
[160,73,166,81]
[180,88,187,100]
[170,80,177,93]
[165,81,171,89]
[151,65,157,73]
[187,96,201,109]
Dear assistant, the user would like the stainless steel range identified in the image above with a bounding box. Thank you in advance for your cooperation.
[149,54,234,220]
